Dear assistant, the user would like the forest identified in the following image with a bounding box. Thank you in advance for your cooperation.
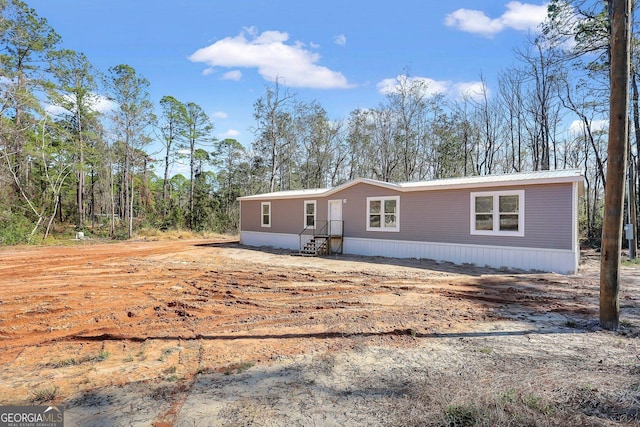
[0,0,638,248]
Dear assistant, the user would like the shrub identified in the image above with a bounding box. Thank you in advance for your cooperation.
[443,403,479,427]
[0,213,33,245]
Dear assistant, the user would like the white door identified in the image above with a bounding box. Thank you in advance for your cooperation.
[328,200,343,236]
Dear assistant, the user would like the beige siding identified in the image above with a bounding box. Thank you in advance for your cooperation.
[241,198,329,234]
[240,182,575,250]
[241,199,302,233]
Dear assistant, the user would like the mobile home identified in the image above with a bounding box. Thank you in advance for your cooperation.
[238,169,584,274]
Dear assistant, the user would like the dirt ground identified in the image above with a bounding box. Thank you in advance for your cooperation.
[0,238,639,426]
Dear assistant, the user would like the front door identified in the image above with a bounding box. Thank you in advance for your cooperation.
[328,199,343,236]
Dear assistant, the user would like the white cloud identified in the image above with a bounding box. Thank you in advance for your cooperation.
[377,75,488,101]
[202,67,215,76]
[444,9,504,36]
[222,70,242,81]
[45,104,68,117]
[170,161,190,178]
[501,1,549,31]
[444,1,549,37]
[377,75,450,97]
[218,129,240,139]
[334,34,347,46]
[243,25,259,37]
[0,76,16,86]
[453,81,489,101]
[211,111,228,119]
[45,93,117,117]
[569,119,608,135]
[189,28,353,89]
[90,93,118,113]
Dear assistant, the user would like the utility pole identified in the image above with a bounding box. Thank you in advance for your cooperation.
[600,0,632,330]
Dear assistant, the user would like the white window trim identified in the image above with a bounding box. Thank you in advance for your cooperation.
[366,195,400,232]
[261,201,271,228]
[304,200,317,229]
[470,190,524,237]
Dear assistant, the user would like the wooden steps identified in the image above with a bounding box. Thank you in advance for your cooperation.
[299,236,329,256]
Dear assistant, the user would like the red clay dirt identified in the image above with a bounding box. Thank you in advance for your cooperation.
[0,238,638,425]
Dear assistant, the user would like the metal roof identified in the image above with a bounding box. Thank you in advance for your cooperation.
[238,169,584,200]
[397,169,583,189]
[238,187,329,200]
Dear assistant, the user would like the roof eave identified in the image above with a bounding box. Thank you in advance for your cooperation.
[399,175,584,192]
[238,171,584,201]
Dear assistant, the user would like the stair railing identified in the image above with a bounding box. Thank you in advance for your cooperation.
[298,220,327,253]
[298,220,343,255]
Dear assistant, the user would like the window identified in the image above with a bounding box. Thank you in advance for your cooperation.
[470,190,524,236]
[261,202,271,228]
[304,200,316,229]
[366,196,399,232]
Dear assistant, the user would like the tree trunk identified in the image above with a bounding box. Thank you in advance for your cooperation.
[76,106,85,231]
[632,71,640,258]
[190,139,195,229]
[600,0,631,331]
[90,167,95,228]
[129,170,134,238]
[77,150,84,230]
[628,148,637,259]
[163,148,170,203]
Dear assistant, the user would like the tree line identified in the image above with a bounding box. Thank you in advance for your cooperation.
[0,0,638,250]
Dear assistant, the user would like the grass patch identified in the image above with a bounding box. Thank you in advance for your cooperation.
[133,228,233,241]
[498,388,516,404]
[390,368,582,427]
[522,394,555,416]
[622,257,640,267]
[163,366,180,382]
[158,347,179,362]
[96,350,110,361]
[31,386,59,403]
[620,319,635,328]
[222,361,255,375]
[196,366,217,375]
[443,403,479,426]
[48,351,110,368]
[565,319,579,328]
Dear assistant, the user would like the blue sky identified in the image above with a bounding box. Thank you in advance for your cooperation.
[28,0,550,163]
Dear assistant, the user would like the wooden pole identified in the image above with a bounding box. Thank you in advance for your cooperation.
[600,0,631,330]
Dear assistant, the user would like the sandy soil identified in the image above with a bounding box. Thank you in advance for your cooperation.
[0,239,639,426]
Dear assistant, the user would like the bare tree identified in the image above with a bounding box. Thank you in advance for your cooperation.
[384,74,432,181]
[251,80,297,192]
[498,70,526,172]
[515,36,565,171]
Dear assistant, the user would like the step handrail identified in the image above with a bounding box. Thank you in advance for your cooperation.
[298,220,343,254]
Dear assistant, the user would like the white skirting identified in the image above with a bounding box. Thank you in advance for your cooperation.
[240,230,300,251]
[239,231,578,274]
[344,237,578,274]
